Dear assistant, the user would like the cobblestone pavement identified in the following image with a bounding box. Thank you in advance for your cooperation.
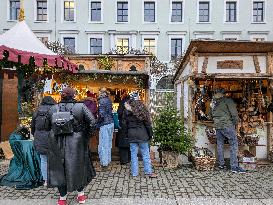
[1,160,273,205]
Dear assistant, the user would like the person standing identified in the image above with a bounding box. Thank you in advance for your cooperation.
[31,96,57,187]
[210,88,246,173]
[116,94,131,165]
[48,87,96,205]
[84,91,97,118]
[97,88,114,170]
[124,92,157,178]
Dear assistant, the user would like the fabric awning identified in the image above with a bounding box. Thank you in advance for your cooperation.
[0,21,77,73]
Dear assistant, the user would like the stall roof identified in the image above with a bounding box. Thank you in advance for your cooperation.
[0,21,77,73]
[79,70,148,75]
[173,40,273,81]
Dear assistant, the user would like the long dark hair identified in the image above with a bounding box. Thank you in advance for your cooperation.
[128,99,151,122]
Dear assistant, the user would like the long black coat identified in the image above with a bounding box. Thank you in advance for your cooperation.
[124,103,153,143]
[116,97,130,148]
[47,98,96,192]
[31,96,56,155]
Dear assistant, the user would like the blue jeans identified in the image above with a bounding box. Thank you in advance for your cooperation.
[130,142,152,176]
[40,155,47,181]
[98,123,114,166]
[216,126,239,170]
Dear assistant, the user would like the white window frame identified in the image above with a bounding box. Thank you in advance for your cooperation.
[115,0,130,24]
[196,0,211,24]
[141,35,158,56]
[250,34,267,41]
[61,0,76,23]
[169,0,184,24]
[35,33,51,42]
[114,34,131,52]
[224,0,239,23]
[142,0,157,24]
[60,33,78,53]
[34,0,49,22]
[89,0,103,23]
[222,34,240,40]
[168,34,186,61]
[88,34,105,54]
[7,0,20,22]
[251,0,266,24]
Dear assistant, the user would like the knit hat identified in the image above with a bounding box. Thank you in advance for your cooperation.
[130,91,140,101]
[214,88,225,94]
[61,87,76,97]
[86,90,96,98]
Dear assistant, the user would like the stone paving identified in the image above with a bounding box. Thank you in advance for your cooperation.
[1,160,273,205]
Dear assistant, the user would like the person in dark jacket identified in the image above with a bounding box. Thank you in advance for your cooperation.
[116,94,131,165]
[97,88,114,169]
[124,92,157,178]
[47,87,96,205]
[84,91,97,118]
[31,96,57,186]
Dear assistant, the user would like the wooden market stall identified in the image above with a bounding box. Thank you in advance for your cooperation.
[0,20,76,143]
[43,54,151,154]
[173,40,273,164]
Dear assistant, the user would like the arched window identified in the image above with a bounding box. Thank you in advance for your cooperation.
[156,76,174,90]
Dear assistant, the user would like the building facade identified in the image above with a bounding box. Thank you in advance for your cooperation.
[0,0,272,63]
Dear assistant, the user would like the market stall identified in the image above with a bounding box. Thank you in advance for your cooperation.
[43,54,151,153]
[173,40,273,166]
[0,20,76,142]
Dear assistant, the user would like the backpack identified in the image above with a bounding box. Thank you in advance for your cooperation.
[34,106,51,131]
[51,103,75,136]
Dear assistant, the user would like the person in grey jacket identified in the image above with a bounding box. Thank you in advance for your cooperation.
[210,88,245,173]
[31,96,57,186]
[97,87,114,169]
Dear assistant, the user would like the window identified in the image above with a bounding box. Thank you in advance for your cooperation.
[226,1,237,22]
[9,0,20,20]
[171,38,183,59]
[90,1,101,22]
[253,37,265,41]
[144,2,155,22]
[64,1,75,21]
[116,38,129,54]
[143,38,156,55]
[198,1,210,22]
[90,38,102,54]
[171,1,183,22]
[63,37,76,53]
[253,1,264,22]
[38,37,49,44]
[36,0,47,21]
[224,38,237,41]
[117,2,128,22]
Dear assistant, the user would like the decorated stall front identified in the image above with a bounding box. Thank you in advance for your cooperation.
[173,40,273,170]
[0,20,76,143]
[43,54,151,153]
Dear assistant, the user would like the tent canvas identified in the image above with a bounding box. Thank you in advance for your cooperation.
[0,21,77,73]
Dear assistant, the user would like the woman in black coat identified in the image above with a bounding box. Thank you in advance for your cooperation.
[31,96,57,186]
[47,87,96,205]
[123,92,157,178]
[116,95,130,165]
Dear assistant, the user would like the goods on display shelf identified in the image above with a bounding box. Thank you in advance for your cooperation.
[238,150,257,171]
[191,147,216,171]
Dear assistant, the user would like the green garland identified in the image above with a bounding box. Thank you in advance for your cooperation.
[57,72,148,88]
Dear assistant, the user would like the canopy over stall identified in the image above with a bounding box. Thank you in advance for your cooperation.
[0,21,77,73]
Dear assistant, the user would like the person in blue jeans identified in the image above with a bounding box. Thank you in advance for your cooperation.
[97,88,114,170]
[31,96,57,186]
[210,88,246,173]
[123,92,157,178]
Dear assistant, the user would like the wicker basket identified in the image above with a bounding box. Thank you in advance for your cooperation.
[245,135,259,146]
[193,156,216,171]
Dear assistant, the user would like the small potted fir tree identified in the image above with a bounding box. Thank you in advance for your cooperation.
[153,93,193,168]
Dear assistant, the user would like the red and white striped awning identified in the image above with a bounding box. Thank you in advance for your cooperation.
[0,21,77,73]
